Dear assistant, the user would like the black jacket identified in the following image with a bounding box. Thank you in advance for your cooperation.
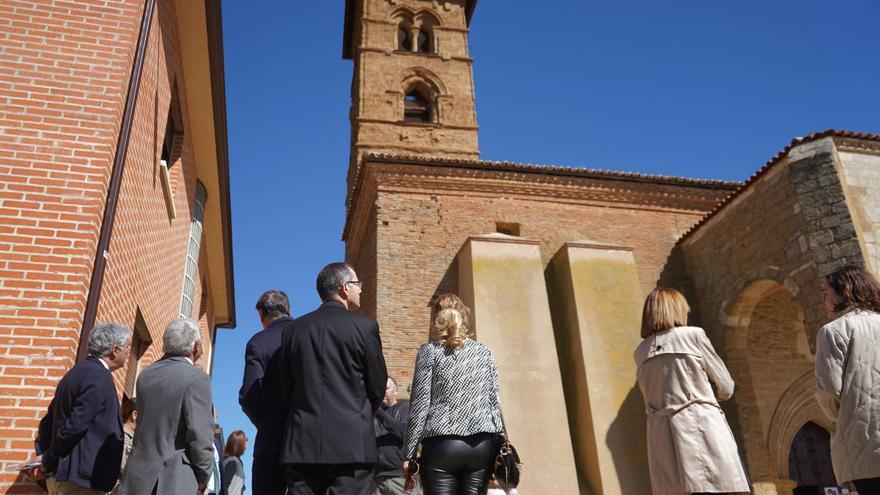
[374,400,410,479]
[239,315,291,458]
[279,300,388,464]
[38,356,123,491]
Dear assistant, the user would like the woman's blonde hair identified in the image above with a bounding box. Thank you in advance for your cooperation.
[431,308,471,349]
[430,293,471,334]
[640,287,690,338]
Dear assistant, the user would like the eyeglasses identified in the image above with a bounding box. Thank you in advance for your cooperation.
[345,280,363,289]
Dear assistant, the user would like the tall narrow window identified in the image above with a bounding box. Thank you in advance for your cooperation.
[160,89,183,219]
[404,91,431,122]
[397,26,411,51]
[123,308,152,396]
[417,29,430,53]
[180,181,207,318]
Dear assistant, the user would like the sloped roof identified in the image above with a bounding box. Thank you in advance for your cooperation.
[343,152,741,240]
[677,129,880,244]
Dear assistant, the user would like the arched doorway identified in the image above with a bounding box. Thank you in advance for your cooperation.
[788,422,838,494]
[723,279,813,483]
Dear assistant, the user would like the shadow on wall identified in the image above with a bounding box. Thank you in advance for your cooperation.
[606,384,651,495]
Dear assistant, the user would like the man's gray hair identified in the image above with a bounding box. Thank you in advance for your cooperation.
[316,262,355,301]
[162,318,201,356]
[88,322,131,357]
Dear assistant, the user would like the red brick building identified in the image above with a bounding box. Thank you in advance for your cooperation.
[341,0,880,493]
[0,1,234,492]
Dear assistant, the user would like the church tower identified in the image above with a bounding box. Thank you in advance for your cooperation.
[342,0,480,196]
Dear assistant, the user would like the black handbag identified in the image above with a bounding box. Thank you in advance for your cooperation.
[492,412,522,490]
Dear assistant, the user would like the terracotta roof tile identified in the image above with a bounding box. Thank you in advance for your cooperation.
[343,153,742,240]
[677,129,880,244]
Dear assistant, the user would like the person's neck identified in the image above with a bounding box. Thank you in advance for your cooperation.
[261,314,286,329]
[327,295,349,310]
[99,356,114,370]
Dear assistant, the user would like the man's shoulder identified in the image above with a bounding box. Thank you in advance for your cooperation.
[65,357,109,383]
[297,305,377,330]
[247,322,287,349]
[142,357,205,381]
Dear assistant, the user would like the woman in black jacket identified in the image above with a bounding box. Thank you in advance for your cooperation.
[402,294,504,495]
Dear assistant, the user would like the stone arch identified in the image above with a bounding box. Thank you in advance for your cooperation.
[722,276,814,487]
[390,67,448,123]
[390,6,415,51]
[390,7,442,53]
[398,67,447,96]
[413,9,441,53]
[767,371,833,480]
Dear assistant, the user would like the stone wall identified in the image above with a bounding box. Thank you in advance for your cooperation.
[346,0,479,195]
[679,137,865,490]
[835,140,880,276]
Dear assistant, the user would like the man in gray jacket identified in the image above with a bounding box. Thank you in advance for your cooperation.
[120,318,215,495]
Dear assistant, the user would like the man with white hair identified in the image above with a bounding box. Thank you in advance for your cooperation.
[37,322,131,494]
[119,318,214,495]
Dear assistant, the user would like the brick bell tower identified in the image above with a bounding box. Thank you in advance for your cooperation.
[342,0,480,198]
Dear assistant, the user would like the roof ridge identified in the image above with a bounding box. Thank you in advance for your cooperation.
[362,152,742,187]
[677,129,880,243]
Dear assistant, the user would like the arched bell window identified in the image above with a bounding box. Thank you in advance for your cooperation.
[416,29,430,53]
[398,26,411,51]
[403,90,431,122]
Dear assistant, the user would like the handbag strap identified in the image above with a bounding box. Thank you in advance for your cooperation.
[498,408,511,442]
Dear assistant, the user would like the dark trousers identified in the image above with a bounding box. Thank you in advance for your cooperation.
[252,455,287,495]
[420,433,494,495]
[854,477,880,493]
[285,463,374,495]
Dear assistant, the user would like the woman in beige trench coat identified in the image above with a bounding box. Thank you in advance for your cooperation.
[634,288,750,495]
[815,265,880,492]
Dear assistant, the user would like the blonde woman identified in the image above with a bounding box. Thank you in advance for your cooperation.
[634,288,749,495]
[402,297,503,495]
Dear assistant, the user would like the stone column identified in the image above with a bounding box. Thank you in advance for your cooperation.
[546,242,650,495]
[457,233,579,494]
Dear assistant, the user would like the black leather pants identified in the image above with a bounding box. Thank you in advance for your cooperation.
[420,433,494,495]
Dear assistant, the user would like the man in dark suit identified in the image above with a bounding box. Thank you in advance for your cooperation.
[239,289,293,494]
[280,262,388,495]
[119,318,214,495]
[37,322,131,494]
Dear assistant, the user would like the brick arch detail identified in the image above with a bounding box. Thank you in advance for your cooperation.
[767,371,833,480]
[398,67,447,97]
[721,274,812,481]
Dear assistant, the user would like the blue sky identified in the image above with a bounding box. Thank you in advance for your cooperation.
[212,0,879,488]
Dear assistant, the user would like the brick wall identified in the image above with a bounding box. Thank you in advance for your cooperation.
[0,1,217,492]
[346,160,734,391]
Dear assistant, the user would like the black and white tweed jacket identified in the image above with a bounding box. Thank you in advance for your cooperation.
[402,338,504,458]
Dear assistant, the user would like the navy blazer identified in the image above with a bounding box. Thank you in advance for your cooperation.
[279,301,388,464]
[38,356,123,491]
[238,315,291,458]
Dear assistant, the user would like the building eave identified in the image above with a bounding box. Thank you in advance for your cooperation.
[677,129,880,245]
[342,153,741,241]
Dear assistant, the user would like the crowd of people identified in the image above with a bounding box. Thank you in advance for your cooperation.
[26,261,880,495]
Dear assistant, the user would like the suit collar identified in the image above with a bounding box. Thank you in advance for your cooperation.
[320,300,346,310]
[163,355,194,366]
[264,315,292,331]
[86,355,111,372]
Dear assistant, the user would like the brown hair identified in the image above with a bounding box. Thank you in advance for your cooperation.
[431,293,471,333]
[640,288,690,338]
[431,308,470,349]
[825,265,880,313]
[121,396,137,423]
[223,430,247,458]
